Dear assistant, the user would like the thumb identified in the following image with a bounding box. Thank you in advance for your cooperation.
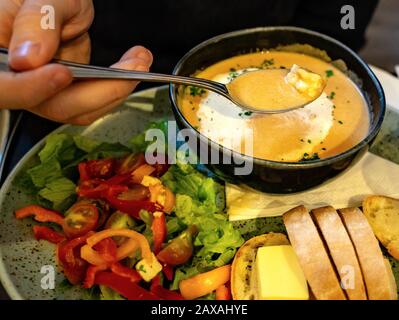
[8,0,85,70]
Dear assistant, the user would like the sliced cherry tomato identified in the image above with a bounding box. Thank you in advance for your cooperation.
[116,153,145,175]
[33,225,66,244]
[151,212,166,254]
[94,272,161,300]
[57,233,93,285]
[15,205,64,225]
[105,185,160,219]
[63,201,99,238]
[157,225,198,266]
[85,159,115,179]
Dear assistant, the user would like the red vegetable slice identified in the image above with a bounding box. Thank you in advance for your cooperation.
[15,205,64,226]
[94,271,161,300]
[33,225,66,244]
[151,211,166,254]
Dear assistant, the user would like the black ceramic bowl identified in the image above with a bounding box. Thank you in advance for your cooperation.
[169,26,385,193]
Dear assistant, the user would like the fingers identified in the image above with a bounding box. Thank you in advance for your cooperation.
[55,32,91,64]
[8,0,93,70]
[0,0,21,47]
[0,64,72,109]
[31,46,153,124]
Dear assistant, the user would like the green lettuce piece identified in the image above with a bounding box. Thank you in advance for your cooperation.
[99,285,125,300]
[38,177,76,212]
[39,133,78,165]
[73,135,101,153]
[27,156,63,188]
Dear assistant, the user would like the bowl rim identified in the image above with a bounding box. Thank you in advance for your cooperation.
[169,26,386,169]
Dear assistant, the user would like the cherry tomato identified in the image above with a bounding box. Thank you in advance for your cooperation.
[157,225,198,266]
[117,184,150,201]
[63,201,99,238]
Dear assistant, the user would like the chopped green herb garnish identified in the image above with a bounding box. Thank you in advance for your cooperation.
[300,152,320,161]
[300,139,305,142]
[138,265,146,273]
[327,91,336,100]
[332,105,336,109]
[325,70,334,77]
[307,139,312,144]
[228,70,239,81]
[244,111,253,116]
[189,86,206,97]
[322,147,327,151]
[261,58,274,68]
[338,120,344,124]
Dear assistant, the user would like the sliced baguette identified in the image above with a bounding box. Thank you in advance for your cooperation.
[363,195,399,260]
[339,207,396,300]
[283,205,346,300]
[231,233,289,300]
[311,206,367,300]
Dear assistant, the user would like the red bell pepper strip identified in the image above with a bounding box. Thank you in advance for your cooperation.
[105,185,160,219]
[33,225,66,244]
[162,264,174,281]
[78,162,91,181]
[57,232,94,284]
[93,237,118,263]
[151,211,167,254]
[83,264,108,289]
[215,284,231,300]
[150,274,184,300]
[76,179,108,199]
[110,262,142,283]
[94,272,161,300]
[15,205,64,226]
[151,285,185,300]
[106,173,131,186]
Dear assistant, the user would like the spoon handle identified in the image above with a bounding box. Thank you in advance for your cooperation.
[0,47,229,96]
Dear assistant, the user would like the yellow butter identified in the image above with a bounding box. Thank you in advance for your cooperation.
[256,245,309,300]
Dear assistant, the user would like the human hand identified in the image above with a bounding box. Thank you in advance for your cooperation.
[0,0,153,124]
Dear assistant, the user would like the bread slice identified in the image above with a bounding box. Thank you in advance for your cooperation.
[283,206,346,300]
[363,195,399,260]
[311,206,367,300]
[231,233,289,300]
[338,207,397,300]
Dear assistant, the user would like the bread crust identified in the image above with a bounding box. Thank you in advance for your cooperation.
[231,233,289,300]
[311,206,367,300]
[339,207,396,300]
[363,195,399,260]
[283,205,346,300]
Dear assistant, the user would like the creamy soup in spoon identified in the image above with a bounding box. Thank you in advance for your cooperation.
[178,51,370,162]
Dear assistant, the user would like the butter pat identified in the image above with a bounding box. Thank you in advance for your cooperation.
[256,245,309,300]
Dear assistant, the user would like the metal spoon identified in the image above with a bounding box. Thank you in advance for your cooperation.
[0,48,323,114]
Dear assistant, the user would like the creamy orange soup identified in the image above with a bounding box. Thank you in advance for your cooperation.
[178,51,370,162]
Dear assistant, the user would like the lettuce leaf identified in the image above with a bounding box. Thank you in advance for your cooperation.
[129,120,169,153]
[162,162,243,291]
[38,177,77,212]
